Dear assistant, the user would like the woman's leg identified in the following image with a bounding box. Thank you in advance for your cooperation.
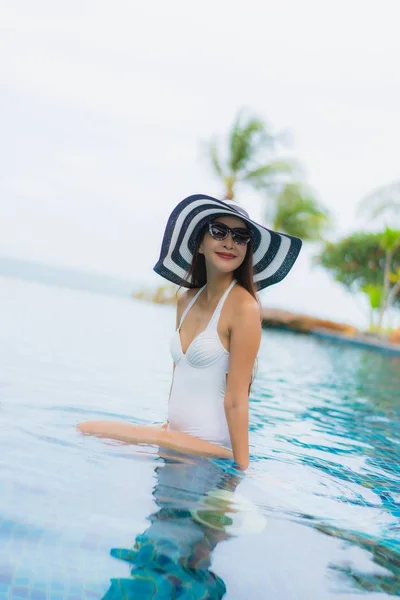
[102,458,232,599]
[77,421,233,459]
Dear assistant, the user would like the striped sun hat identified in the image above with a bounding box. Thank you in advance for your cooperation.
[153,194,302,291]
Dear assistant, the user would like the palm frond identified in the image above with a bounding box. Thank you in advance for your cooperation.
[243,160,298,186]
[271,183,332,241]
[202,109,313,211]
[274,209,330,240]
[228,111,274,173]
[357,181,400,219]
[380,227,400,252]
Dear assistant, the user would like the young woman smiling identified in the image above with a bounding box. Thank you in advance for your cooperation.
[78,194,302,470]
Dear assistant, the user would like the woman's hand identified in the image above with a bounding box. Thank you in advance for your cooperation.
[235,458,250,471]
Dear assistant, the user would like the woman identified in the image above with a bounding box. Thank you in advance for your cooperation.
[78,194,302,469]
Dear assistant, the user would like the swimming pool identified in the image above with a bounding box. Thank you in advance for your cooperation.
[1,274,399,599]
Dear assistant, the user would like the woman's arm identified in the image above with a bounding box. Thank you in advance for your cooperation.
[224,298,261,470]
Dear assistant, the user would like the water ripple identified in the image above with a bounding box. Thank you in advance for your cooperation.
[1,279,400,598]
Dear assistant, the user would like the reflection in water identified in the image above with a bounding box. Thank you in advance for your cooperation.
[97,344,399,599]
[102,456,254,599]
[4,276,400,599]
[316,524,400,596]
[298,352,400,512]
[248,337,400,596]
[314,354,400,596]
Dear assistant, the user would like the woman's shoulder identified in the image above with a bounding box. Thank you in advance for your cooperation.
[231,283,260,307]
[230,284,261,319]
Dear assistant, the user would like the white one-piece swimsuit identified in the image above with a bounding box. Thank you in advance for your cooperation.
[167,279,236,450]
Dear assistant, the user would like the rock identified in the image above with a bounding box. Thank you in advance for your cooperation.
[261,308,357,336]
[389,327,400,344]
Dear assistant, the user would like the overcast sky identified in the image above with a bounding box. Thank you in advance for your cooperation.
[1,0,399,326]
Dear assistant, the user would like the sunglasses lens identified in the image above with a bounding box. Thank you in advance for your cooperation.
[209,223,252,245]
[209,223,228,240]
[232,229,252,245]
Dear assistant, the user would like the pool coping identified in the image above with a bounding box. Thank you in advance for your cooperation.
[311,328,400,356]
[263,324,400,356]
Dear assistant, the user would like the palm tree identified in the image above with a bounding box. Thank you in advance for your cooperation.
[357,183,400,328]
[358,180,400,221]
[271,183,331,240]
[206,110,331,240]
[378,227,400,328]
[207,110,296,201]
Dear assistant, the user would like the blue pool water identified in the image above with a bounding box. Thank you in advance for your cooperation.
[0,273,399,599]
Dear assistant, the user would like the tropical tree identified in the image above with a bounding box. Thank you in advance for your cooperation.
[358,180,400,222]
[271,183,331,241]
[206,110,331,240]
[207,110,294,200]
[317,230,400,329]
[379,228,400,327]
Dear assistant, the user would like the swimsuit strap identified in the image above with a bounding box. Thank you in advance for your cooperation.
[178,280,236,331]
[178,285,206,330]
[207,280,237,330]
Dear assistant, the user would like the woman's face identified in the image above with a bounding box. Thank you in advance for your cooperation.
[199,215,249,273]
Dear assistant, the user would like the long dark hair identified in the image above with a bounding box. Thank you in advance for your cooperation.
[181,220,260,392]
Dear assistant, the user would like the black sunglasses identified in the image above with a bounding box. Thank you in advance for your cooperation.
[208,221,252,246]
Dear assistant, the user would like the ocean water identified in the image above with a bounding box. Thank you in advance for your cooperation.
[0,270,399,599]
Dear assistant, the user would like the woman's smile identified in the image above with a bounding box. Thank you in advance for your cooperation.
[215,251,236,260]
